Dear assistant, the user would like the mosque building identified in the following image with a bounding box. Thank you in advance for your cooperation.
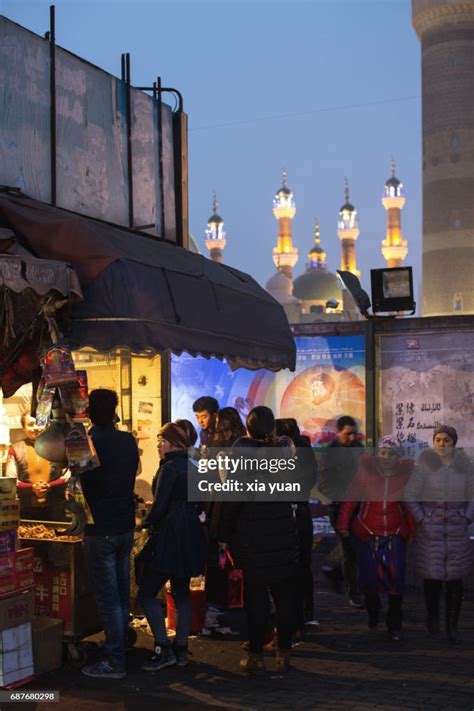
[265,173,361,322]
[204,167,409,324]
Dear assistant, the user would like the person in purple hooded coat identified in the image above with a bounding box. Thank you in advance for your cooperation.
[405,425,474,642]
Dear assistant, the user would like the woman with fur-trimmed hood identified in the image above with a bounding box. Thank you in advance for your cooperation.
[405,425,474,643]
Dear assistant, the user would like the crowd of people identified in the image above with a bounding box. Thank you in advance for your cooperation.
[75,389,474,680]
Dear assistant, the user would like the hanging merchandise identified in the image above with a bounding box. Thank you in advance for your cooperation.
[35,380,56,429]
[59,370,88,422]
[34,395,68,466]
[65,423,100,474]
[55,476,93,537]
[42,346,77,386]
[71,370,89,420]
[66,422,100,475]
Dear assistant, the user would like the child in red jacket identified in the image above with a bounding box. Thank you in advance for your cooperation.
[337,435,416,640]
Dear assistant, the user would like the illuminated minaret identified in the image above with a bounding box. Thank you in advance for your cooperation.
[205,193,227,263]
[337,178,360,277]
[381,160,408,268]
[272,171,298,280]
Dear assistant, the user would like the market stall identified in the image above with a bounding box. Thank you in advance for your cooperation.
[0,247,90,684]
[0,188,295,490]
[0,187,296,683]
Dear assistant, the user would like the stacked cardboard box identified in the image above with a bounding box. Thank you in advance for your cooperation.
[0,500,19,533]
[0,590,35,686]
[0,491,36,686]
[31,617,63,675]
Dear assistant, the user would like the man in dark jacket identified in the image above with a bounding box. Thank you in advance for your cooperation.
[81,389,139,679]
[192,396,218,448]
[318,415,364,608]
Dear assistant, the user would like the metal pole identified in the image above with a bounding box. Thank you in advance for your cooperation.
[364,318,377,448]
[123,53,134,228]
[48,5,57,206]
[173,110,188,249]
[157,77,166,240]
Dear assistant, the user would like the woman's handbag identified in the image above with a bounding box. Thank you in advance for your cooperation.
[219,549,244,609]
[134,530,157,587]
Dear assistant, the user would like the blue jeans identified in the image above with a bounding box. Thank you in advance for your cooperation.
[84,531,134,671]
[138,573,191,647]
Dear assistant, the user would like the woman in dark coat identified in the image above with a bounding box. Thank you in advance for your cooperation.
[201,407,245,636]
[405,425,474,642]
[138,420,207,670]
[218,406,299,674]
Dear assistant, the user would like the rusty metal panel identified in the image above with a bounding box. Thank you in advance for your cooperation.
[0,17,177,242]
[0,18,51,201]
[130,87,160,233]
[55,48,129,226]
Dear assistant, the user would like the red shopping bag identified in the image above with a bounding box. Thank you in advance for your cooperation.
[219,549,244,609]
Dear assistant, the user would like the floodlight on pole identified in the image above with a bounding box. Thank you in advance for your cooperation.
[370,267,416,315]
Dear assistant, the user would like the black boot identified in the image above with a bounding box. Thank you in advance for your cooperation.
[423,579,441,636]
[446,580,463,644]
[386,594,403,640]
[365,593,381,630]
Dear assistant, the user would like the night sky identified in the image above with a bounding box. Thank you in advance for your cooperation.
[3,0,421,298]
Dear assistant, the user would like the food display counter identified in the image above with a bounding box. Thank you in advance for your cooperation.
[18,521,101,662]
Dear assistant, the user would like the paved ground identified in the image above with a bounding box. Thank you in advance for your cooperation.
[17,582,474,711]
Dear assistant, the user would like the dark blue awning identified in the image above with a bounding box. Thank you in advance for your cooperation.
[0,190,295,371]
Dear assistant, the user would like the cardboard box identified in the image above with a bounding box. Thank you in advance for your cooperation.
[0,531,17,556]
[0,479,17,502]
[32,617,63,675]
[15,569,34,592]
[29,555,73,632]
[0,500,19,519]
[0,500,19,532]
[0,590,35,632]
[15,549,33,574]
[0,550,34,599]
[0,555,14,576]
[0,622,34,687]
[0,571,16,598]
[0,519,19,532]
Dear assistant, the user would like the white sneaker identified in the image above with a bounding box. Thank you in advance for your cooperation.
[202,606,221,630]
[214,626,239,636]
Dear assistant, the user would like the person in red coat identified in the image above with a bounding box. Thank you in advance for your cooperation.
[337,435,416,640]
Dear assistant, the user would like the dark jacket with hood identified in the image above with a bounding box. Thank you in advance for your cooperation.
[217,436,299,585]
